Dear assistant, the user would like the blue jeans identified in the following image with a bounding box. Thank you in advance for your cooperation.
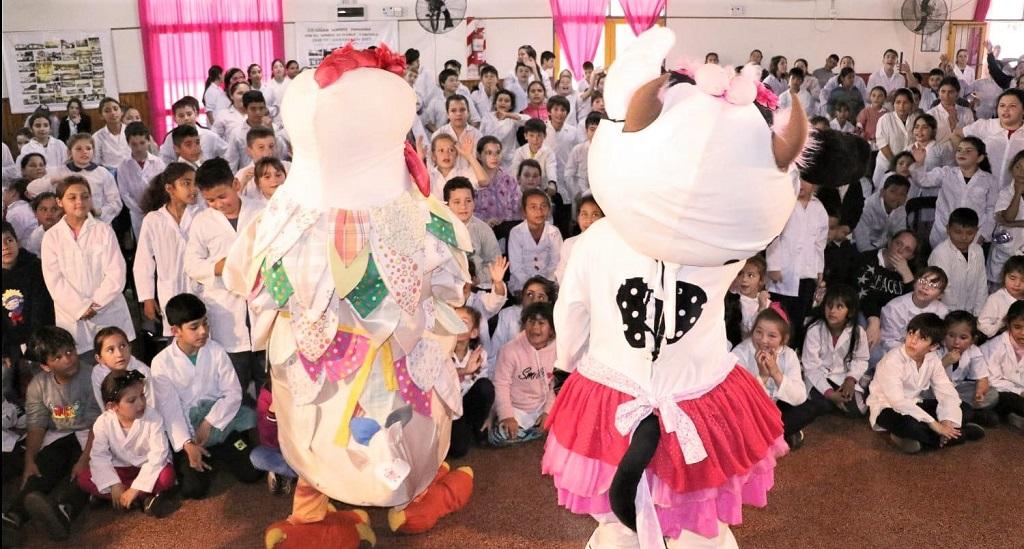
[249,445,296,478]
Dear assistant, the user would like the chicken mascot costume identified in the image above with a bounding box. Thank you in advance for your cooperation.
[542,27,867,548]
[225,44,474,548]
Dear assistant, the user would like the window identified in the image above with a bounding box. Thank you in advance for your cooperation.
[554,5,667,80]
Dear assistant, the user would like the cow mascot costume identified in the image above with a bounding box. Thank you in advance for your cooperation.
[225,44,474,548]
[542,28,867,548]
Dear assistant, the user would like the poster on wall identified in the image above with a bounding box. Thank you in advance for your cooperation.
[2,30,118,114]
[295,21,399,68]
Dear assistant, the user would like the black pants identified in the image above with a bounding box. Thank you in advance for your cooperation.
[448,378,495,460]
[776,400,827,438]
[771,278,818,351]
[228,351,266,403]
[994,391,1024,417]
[173,430,262,499]
[875,399,972,450]
[8,434,88,519]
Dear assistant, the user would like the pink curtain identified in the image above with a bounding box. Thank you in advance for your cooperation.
[972,0,991,21]
[550,0,609,79]
[138,0,284,137]
[618,0,666,35]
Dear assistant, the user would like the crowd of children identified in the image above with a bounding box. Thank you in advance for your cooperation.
[2,42,1023,545]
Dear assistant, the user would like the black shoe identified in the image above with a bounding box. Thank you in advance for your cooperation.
[267,472,285,496]
[971,409,1000,428]
[142,492,177,518]
[888,433,922,454]
[1007,412,1024,432]
[962,423,986,442]
[785,430,805,450]
[2,520,23,549]
[0,511,23,531]
[22,492,70,541]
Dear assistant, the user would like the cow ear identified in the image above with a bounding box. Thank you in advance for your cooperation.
[623,74,668,133]
[603,26,675,121]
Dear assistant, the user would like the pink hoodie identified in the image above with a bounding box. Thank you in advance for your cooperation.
[493,331,557,420]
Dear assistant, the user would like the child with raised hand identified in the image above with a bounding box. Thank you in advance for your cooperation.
[938,311,998,425]
[473,136,522,230]
[854,174,909,252]
[927,208,989,315]
[508,189,562,294]
[1,221,54,365]
[906,114,954,196]
[42,176,135,363]
[868,312,985,454]
[978,256,1024,338]
[725,256,772,347]
[857,86,888,148]
[979,301,1024,431]
[555,194,603,283]
[3,178,36,242]
[18,112,68,167]
[425,133,484,199]
[801,284,870,418]
[135,163,200,337]
[90,326,154,410]
[159,96,228,165]
[926,76,974,145]
[488,274,553,373]
[22,191,61,256]
[92,98,130,168]
[50,133,124,224]
[151,293,260,500]
[77,369,176,517]
[444,177,500,287]
[186,159,267,397]
[489,302,556,446]
[480,89,524,169]
[879,266,950,355]
[911,136,999,249]
[2,326,97,541]
[733,308,811,449]
[118,122,167,238]
[448,305,496,458]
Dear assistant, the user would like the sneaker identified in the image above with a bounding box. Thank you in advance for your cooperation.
[22,492,70,541]
[962,423,986,442]
[267,472,285,496]
[142,492,177,519]
[282,477,296,496]
[888,433,922,454]
[785,430,805,450]
[1007,412,1024,431]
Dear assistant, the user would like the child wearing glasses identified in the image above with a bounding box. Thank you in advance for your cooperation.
[879,266,950,356]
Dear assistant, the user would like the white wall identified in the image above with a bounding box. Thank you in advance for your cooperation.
[2,0,986,100]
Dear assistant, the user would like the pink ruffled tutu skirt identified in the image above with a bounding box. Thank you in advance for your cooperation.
[542,365,787,539]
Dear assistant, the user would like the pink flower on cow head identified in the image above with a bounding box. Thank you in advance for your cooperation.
[314,43,407,89]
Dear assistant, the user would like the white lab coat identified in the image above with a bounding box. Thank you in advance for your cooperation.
[92,126,131,168]
[510,144,559,187]
[909,164,999,249]
[927,103,974,146]
[48,164,124,224]
[203,84,231,119]
[17,138,68,168]
[854,191,907,252]
[479,113,523,169]
[89,407,171,493]
[117,154,166,237]
[732,339,807,406]
[544,121,582,199]
[135,205,201,336]
[801,322,870,395]
[867,347,962,429]
[879,293,949,353]
[184,199,267,352]
[927,239,989,315]
[766,197,828,297]
[466,288,507,376]
[423,92,481,130]
[988,183,1024,283]
[936,346,988,387]
[224,122,290,172]
[90,358,155,410]
[4,200,37,243]
[41,215,136,353]
[872,112,913,188]
[432,124,483,172]
[563,140,591,204]
[980,332,1024,394]
[211,106,245,141]
[963,118,1024,190]
[151,338,242,451]
[507,221,562,293]
[158,126,228,166]
[977,288,1021,338]
[866,68,907,96]
[23,225,45,256]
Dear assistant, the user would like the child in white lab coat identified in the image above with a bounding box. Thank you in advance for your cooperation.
[767,177,828,350]
[89,327,154,411]
[799,284,870,418]
[448,305,496,459]
[879,266,950,356]
[186,158,268,398]
[134,162,200,337]
[76,369,175,517]
[868,312,985,453]
[48,134,123,224]
[555,194,603,284]
[927,208,989,315]
[487,275,555,373]
[979,301,1024,431]
[41,176,135,362]
[725,255,772,348]
[151,293,260,499]
[732,308,810,449]
[117,122,166,238]
[937,311,998,426]
[507,189,562,294]
[977,256,1024,338]
[853,174,909,252]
